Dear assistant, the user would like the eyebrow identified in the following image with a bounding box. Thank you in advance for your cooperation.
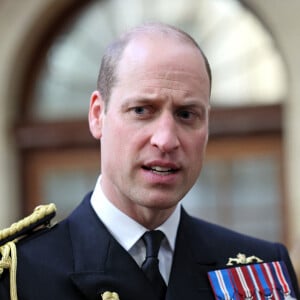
[120,96,155,108]
[120,96,208,113]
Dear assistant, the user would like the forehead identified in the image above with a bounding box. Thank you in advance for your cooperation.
[119,35,205,72]
[114,35,210,95]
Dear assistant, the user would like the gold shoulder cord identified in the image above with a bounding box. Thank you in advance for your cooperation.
[0,203,56,300]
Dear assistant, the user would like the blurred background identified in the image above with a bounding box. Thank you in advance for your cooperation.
[0,0,300,279]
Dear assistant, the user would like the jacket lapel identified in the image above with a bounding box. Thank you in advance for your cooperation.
[166,208,219,300]
[67,194,157,300]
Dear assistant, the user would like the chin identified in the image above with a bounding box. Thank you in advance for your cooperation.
[141,197,180,210]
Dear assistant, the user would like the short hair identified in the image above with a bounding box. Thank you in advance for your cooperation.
[97,22,212,106]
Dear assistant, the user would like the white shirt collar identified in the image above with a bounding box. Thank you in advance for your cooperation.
[90,175,180,252]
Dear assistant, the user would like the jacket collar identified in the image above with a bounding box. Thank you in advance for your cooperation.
[67,193,158,300]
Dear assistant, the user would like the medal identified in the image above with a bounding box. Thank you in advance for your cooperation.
[208,260,297,300]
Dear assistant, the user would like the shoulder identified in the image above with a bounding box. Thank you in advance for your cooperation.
[0,192,97,264]
[0,204,73,269]
[179,209,299,298]
[0,203,58,248]
[1,192,94,252]
[180,207,288,260]
[0,204,63,299]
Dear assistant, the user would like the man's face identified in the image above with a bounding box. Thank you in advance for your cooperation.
[89,35,210,224]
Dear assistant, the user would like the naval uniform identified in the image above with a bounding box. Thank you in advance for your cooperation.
[0,191,299,300]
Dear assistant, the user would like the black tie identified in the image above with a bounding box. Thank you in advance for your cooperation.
[141,230,167,300]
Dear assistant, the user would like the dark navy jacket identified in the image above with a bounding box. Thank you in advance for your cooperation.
[0,192,299,299]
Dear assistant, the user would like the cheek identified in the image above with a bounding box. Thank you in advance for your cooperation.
[102,121,141,159]
[187,129,208,154]
[101,121,123,160]
[187,132,208,178]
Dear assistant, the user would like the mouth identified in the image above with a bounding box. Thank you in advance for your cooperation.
[142,165,179,175]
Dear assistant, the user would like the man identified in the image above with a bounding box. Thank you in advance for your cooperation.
[0,22,299,300]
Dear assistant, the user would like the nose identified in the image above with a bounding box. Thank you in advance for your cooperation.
[150,113,180,153]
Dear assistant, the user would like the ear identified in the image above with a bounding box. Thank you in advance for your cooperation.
[88,90,105,139]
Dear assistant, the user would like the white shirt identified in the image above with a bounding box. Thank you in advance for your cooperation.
[90,175,181,283]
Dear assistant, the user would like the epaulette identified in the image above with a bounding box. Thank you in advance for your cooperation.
[0,203,57,300]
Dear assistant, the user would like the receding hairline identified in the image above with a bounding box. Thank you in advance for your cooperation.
[121,22,199,46]
[97,22,212,104]
[119,23,210,67]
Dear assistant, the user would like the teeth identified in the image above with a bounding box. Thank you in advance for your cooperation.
[151,166,172,172]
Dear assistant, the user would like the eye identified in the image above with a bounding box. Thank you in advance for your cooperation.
[177,110,193,120]
[133,106,147,115]
[175,107,206,128]
[129,105,154,119]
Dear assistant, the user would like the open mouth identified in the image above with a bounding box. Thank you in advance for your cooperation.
[142,165,178,175]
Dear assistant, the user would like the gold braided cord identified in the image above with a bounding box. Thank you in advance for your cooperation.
[0,203,56,242]
[102,291,120,300]
[0,203,56,300]
[0,241,18,300]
